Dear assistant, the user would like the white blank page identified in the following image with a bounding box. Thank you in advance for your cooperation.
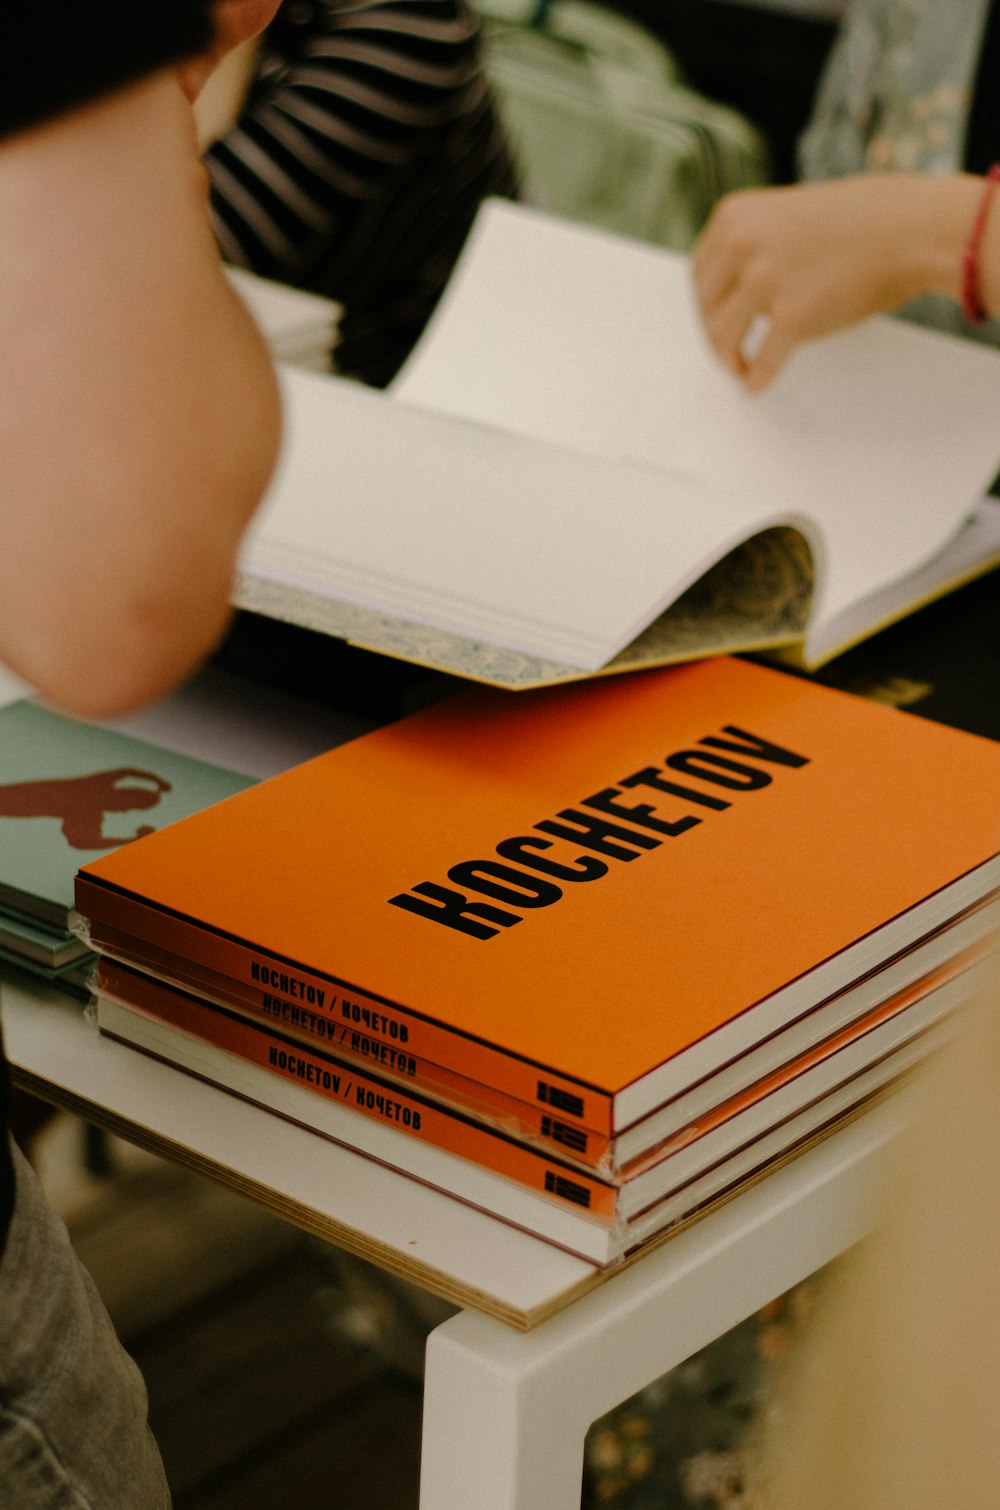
[394,200,1000,648]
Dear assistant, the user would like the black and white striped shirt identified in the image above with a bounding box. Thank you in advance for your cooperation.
[204,0,519,386]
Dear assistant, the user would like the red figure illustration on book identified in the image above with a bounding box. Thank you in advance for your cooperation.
[0,768,172,850]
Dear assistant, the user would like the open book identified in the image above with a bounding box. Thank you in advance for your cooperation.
[235,199,1000,690]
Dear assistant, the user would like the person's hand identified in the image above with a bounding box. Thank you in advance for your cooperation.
[692,175,972,391]
[176,0,281,101]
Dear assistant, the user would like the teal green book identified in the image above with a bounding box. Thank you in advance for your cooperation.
[0,910,89,970]
[0,700,255,931]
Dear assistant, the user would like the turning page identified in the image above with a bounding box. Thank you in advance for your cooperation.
[394,199,1000,661]
[238,365,792,673]
[237,200,1000,685]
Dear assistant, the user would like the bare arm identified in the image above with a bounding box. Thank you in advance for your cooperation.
[0,67,281,716]
[693,173,1000,390]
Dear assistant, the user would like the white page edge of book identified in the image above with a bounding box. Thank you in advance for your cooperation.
[616,900,998,1155]
[74,863,1000,1132]
[614,862,1000,1126]
[94,986,955,1263]
[89,900,994,1173]
[242,366,816,673]
[621,1050,926,1255]
[620,970,968,1216]
[391,198,1000,645]
[801,496,1000,668]
[95,993,939,1266]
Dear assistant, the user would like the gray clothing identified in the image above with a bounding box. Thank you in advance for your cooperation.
[0,1141,170,1508]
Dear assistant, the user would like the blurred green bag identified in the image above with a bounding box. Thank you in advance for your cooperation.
[475,0,771,251]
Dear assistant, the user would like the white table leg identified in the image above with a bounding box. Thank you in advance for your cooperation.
[418,1102,901,1510]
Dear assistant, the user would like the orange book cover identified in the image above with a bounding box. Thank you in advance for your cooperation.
[76,658,1000,1133]
[94,923,986,1175]
[97,965,619,1223]
[95,954,611,1168]
[95,941,961,1240]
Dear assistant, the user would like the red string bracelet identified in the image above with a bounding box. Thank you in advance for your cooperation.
[962,164,1000,323]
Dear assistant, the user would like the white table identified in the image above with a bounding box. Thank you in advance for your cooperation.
[0,661,904,1506]
[5,976,904,1509]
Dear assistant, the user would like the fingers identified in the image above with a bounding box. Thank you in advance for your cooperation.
[695,246,781,383]
[693,187,828,390]
[700,275,768,378]
[693,193,784,385]
[691,218,740,322]
[697,272,797,391]
[693,177,909,391]
[703,294,797,392]
[740,317,797,393]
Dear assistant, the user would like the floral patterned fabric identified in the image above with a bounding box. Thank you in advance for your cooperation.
[799,0,991,178]
[580,1270,832,1509]
[799,0,1000,343]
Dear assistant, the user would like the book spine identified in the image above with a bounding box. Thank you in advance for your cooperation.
[75,875,615,1135]
[96,955,613,1171]
[97,969,621,1225]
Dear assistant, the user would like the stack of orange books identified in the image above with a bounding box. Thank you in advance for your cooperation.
[75,659,1000,1265]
